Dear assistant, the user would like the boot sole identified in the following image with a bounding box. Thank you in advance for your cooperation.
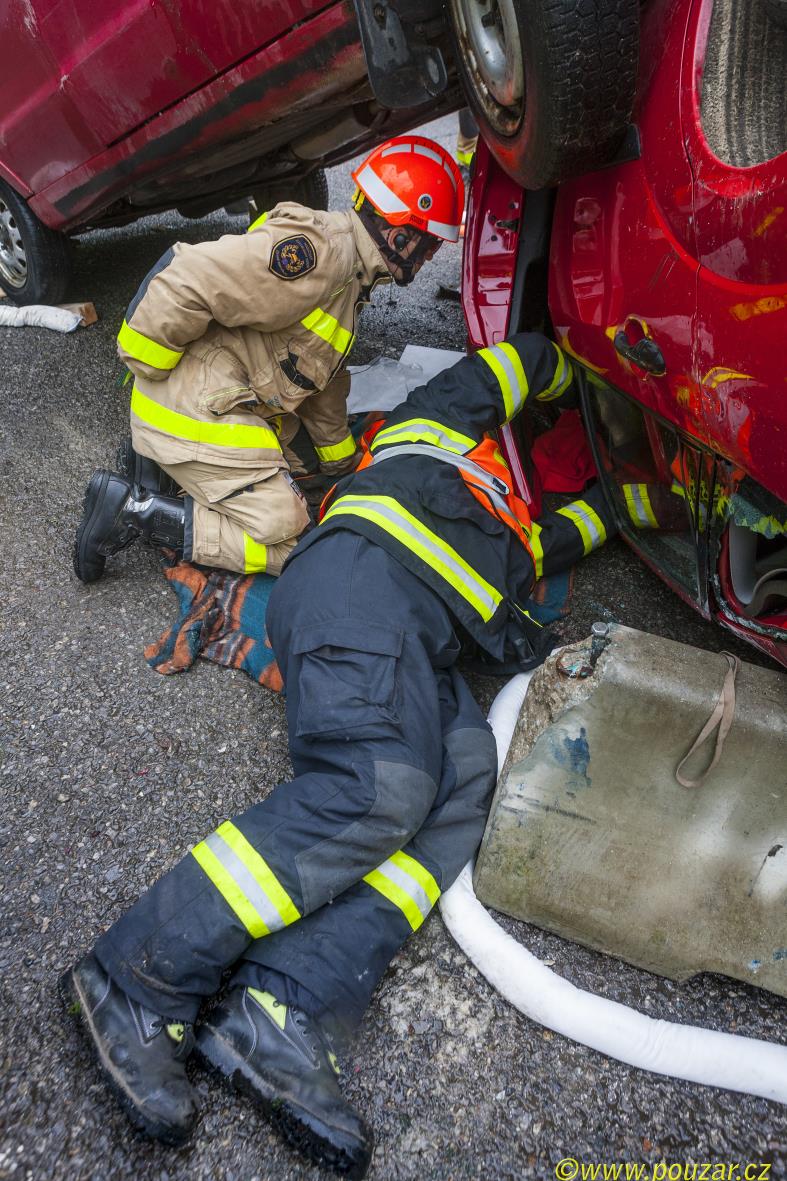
[72,471,110,584]
[58,967,196,1148]
[196,1023,370,1179]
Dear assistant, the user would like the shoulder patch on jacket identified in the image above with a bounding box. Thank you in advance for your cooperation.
[269,235,317,280]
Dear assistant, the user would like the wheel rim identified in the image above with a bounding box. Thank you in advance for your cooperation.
[0,197,28,289]
[449,0,524,133]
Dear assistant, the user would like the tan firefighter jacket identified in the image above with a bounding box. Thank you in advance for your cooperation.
[117,204,391,478]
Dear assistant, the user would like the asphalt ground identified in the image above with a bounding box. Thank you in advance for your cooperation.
[1,114,785,1181]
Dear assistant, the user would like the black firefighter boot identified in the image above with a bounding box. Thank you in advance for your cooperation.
[196,987,373,1178]
[59,953,199,1145]
[73,468,185,583]
[116,435,179,498]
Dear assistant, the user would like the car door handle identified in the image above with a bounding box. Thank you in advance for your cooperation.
[613,331,666,376]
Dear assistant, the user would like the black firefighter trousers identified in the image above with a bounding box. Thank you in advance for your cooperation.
[95,495,605,1038]
[95,531,497,1036]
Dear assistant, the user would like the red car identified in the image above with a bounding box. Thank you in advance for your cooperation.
[462,0,787,665]
[0,0,638,304]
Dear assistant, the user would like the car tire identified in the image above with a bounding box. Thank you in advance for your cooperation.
[0,179,72,305]
[292,168,329,211]
[446,0,640,189]
[249,167,330,222]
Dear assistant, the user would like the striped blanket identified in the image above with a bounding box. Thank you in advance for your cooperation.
[145,559,283,692]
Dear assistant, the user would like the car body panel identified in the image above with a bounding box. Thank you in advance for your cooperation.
[1,1,106,195]
[461,144,522,349]
[685,3,787,496]
[1,0,341,202]
[21,2,366,231]
[3,0,458,233]
[549,0,787,502]
[462,0,787,665]
[461,143,541,504]
[549,0,703,453]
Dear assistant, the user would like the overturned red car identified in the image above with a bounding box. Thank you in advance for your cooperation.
[0,0,637,304]
[462,0,787,666]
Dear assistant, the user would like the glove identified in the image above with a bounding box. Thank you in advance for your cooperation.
[293,471,337,510]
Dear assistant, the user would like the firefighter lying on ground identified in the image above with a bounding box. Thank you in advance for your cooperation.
[62,333,618,1179]
[73,135,464,584]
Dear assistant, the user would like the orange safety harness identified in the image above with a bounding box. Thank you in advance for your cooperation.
[319,421,535,564]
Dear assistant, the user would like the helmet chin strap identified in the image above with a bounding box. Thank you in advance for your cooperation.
[355,201,433,287]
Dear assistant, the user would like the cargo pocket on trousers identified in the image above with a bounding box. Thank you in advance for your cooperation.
[203,385,260,416]
[194,466,279,505]
[292,620,404,741]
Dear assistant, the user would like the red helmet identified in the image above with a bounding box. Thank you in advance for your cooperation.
[352,135,465,243]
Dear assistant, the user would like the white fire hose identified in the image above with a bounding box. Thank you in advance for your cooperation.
[439,672,787,1105]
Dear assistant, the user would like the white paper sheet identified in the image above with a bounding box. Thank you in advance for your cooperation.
[347,345,466,413]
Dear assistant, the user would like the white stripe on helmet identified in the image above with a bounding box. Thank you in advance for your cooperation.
[355,164,410,214]
[414,143,443,166]
[427,218,460,242]
[441,159,457,190]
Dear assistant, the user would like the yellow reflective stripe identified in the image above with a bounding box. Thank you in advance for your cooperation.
[498,341,529,408]
[557,499,607,554]
[190,841,269,938]
[364,867,425,930]
[477,347,512,416]
[529,521,544,578]
[131,386,281,451]
[243,533,268,572]
[623,483,658,529]
[301,307,354,355]
[713,491,729,518]
[390,850,440,906]
[215,821,300,927]
[513,602,543,628]
[322,494,503,622]
[456,148,474,166]
[364,850,441,930]
[477,342,528,422]
[538,343,574,401]
[248,210,269,232]
[370,417,476,455]
[118,320,183,371]
[314,433,356,463]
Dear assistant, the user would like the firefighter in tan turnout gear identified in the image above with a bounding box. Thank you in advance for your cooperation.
[73,135,464,583]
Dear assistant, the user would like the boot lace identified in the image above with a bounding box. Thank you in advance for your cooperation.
[291,1008,323,1062]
